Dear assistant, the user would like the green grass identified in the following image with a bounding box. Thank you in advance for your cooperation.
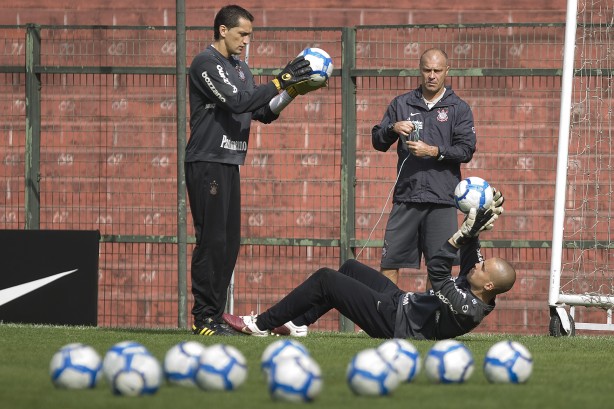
[1,324,612,409]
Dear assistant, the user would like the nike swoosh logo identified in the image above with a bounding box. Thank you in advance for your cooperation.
[410,112,421,116]
[0,269,77,307]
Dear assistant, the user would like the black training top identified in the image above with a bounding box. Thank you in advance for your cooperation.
[371,87,476,206]
[186,45,279,165]
[393,237,495,340]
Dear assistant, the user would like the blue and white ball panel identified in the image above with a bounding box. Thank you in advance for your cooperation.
[483,340,533,383]
[301,48,332,79]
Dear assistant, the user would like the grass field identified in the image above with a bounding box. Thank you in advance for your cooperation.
[1,324,611,409]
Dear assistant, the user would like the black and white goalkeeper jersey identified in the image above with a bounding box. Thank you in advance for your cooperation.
[186,45,279,165]
[394,238,495,340]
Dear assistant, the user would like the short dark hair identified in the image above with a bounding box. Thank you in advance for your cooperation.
[213,5,254,41]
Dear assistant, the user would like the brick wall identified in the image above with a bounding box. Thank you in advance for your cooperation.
[1,0,567,26]
[2,2,593,334]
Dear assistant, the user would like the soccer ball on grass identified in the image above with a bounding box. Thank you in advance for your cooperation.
[163,341,207,387]
[195,343,247,391]
[346,348,400,396]
[109,352,163,396]
[297,47,333,87]
[376,338,421,382]
[49,343,102,389]
[454,176,494,214]
[268,354,323,402]
[261,339,310,379]
[483,340,533,383]
[102,340,150,383]
[424,340,474,384]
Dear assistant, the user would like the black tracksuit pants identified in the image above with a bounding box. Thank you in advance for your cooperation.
[185,161,241,323]
[256,259,405,338]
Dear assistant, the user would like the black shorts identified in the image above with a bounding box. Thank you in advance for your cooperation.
[380,203,458,269]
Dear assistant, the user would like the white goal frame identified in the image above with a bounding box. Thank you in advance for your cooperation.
[549,0,614,333]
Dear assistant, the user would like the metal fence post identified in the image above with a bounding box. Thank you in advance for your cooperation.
[25,23,41,229]
[176,1,188,329]
[339,26,357,332]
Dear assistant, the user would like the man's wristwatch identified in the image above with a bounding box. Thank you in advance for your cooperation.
[386,122,395,133]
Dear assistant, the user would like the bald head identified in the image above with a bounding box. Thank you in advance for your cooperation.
[418,48,450,100]
[489,258,516,294]
[420,48,449,66]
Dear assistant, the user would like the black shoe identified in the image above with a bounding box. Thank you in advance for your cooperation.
[192,318,237,336]
[216,321,238,334]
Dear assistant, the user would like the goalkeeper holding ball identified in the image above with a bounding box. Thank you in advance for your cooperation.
[224,189,516,340]
[186,5,325,336]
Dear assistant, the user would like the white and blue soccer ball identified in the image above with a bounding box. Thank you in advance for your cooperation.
[163,341,207,387]
[346,348,400,396]
[102,340,150,382]
[102,341,150,383]
[376,338,421,383]
[261,339,310,379]
[424,340,474,383]
[268,354,323,402]
[195,343,247,391]
[297,47,333,86]
[454,176,494,214]
[483,340,533,384]
[49,343,102,389]
[110,352,163,396]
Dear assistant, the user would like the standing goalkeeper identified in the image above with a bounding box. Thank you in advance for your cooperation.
[223,191,516,340]
[186,4,321,336]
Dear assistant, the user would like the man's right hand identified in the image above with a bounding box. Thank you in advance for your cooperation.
[286,80,327,97]
[272,56,312,91]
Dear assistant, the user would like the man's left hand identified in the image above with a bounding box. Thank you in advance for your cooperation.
[479,188,504,232]
[451,207,498,246]
[406,140,438,158]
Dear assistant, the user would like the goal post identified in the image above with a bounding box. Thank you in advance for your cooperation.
[549,0,614,335]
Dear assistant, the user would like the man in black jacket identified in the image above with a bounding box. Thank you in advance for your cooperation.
[371,48,476,285]
[186,4,316,336]
[223,190,516,339]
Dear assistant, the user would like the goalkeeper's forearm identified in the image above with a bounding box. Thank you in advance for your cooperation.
[268,90,294,114]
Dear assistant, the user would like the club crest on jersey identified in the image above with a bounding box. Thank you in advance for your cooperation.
[210,180,218,196]
[436,108,449,122]
[235,63,246,81]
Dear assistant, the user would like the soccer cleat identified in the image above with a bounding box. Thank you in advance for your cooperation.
[192,318,237,336]
[271,321,309,337]
[222,313,269,337]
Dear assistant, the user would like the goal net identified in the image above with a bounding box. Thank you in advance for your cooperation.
[549,0,614,334]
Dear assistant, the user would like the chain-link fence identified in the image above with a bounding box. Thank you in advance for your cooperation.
[0,23,579,334]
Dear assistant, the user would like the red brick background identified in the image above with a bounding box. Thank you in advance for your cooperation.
[5,1,609,336]
[0,0,567,26]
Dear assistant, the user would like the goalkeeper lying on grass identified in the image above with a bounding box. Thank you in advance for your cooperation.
[224,189,515,340]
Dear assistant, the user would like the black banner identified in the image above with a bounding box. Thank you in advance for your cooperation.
[0,230,99,326]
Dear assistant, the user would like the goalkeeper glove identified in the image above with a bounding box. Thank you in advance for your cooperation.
[272,56,312,91]
[451,207,499,247]
[479,187,505,232]
[286,80,327,98]
[491,187,504,212]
